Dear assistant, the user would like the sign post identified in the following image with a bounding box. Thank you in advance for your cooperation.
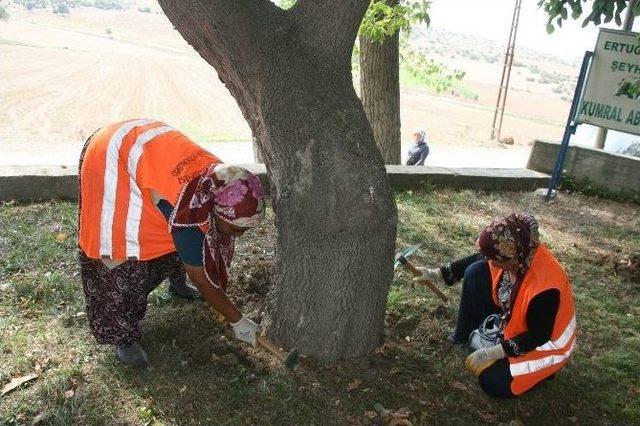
[546,51,593,200]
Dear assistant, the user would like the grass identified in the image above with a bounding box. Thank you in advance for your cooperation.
[1,188,639,425]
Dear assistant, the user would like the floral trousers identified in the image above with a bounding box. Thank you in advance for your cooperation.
[78,250,186,345]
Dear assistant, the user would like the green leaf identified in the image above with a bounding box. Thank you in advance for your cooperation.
[594,14,602,25]
[604,0,615,19]
[547,22,555,33]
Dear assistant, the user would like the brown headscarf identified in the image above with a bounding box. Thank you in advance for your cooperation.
[477,212,541,313]
[169,164,266,291]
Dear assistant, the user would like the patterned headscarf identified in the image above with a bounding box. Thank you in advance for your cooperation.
[169,164,266,291]
[477,212,541,309]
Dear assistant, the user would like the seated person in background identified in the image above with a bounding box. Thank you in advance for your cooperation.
[413,212,576,398]
[406,128,430,166]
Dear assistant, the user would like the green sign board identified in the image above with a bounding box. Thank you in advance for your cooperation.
[577,28,640,135]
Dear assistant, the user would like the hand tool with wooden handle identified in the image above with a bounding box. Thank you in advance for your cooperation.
[209,308,299,370]
[256,335,299,370]
[394,244,448,303]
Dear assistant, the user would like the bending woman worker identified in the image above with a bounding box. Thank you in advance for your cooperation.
[414,212,576,397]
[78,119,265,367]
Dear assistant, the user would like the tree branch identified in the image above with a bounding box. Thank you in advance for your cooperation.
[291,0,371,63]
[158,0,282,70]
[158,0,284,129]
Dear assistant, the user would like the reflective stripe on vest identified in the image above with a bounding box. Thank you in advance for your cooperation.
[124,125,176,259]
[510,338,576,377]
[537,314,576,352]
[99,119,152,258]
[99,121,175,259]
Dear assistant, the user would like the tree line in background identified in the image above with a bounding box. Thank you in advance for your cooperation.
[0,4,9,20]
[11,0,129,12]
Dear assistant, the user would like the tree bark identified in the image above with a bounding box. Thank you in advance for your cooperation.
[252,135,263,163]
[359,2,401,165]
[158,0,398,361]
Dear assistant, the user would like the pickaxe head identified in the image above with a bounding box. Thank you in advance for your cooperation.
[394,244,420,270]
[283,349,300,370]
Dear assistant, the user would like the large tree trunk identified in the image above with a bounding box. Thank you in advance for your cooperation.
[359,3,401,165]
[158,0,398,361]
[252,135,263,163]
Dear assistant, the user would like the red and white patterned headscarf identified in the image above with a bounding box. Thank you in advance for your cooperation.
[169,164,266,291]
[477,212,540,314]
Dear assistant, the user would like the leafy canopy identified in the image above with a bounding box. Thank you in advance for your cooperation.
[360,0,430,41]
[539,0,640,33]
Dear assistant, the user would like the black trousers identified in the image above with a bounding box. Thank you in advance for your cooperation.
[454,260,515,398]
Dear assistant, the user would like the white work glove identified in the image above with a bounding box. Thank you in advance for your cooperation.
[412,267,444,285]
[231,316,259,347]
[465,344,506,377]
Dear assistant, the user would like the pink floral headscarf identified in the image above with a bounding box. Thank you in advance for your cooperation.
[169,164,266,291]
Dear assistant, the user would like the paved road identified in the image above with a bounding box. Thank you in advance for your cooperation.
[0,141,531,169]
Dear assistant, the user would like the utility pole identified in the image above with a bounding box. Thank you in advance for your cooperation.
[594,0,637,149]
[490,0,522,141]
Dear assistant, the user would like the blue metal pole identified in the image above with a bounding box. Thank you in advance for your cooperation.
[546,51,594,201]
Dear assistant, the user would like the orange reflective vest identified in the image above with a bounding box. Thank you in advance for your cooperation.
[489,244,576,396]
[78,119,221,261]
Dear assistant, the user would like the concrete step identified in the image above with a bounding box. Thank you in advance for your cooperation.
[0,165,550,202]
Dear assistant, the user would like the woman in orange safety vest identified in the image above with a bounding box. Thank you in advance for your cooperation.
[413,212,576,397]
[77,119,266,367]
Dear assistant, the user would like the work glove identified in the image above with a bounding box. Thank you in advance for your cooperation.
[231,316,259,347]
[412,267,444,285]
[465,344,506,377]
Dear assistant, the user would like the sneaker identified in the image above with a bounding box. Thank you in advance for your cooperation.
[116,343,149,368]
[168,278,200,300]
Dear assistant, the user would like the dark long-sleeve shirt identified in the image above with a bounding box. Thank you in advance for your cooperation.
[156,199,204,266]
[406,141,429,166]
[441,253,560,357]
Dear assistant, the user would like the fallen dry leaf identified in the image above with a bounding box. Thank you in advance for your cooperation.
[385,408,412,426]
[345,415,360,425]
[64,390,74,398]
[568,416,578,423]
[449,381,467,391]
[364,411,377,420]
[55,233,68,242]
[389,418,412,426]
[2,374,38,396]
[347,378,362,392]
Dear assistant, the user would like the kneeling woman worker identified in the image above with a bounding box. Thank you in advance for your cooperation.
[78,119,265,367]
[416,213,576,397]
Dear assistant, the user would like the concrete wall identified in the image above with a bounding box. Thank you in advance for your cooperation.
[0,164,549,202]
[527,139,640,193]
